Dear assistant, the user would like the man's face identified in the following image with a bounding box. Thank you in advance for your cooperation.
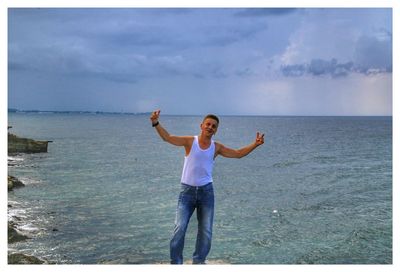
[201,118,219,137]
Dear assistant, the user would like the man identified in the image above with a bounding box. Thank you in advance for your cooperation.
[150,109,264,264]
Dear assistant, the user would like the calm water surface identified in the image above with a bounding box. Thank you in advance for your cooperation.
[8,113,392,264]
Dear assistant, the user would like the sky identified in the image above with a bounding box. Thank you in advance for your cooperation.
[8,7,392,116]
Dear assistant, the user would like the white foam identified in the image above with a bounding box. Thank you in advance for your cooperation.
[8,200,20,206]
[8,156,25,166]
[19,176,42,185]
[18,223,40,233]
[8,208,28,221]
[8,156,24,162]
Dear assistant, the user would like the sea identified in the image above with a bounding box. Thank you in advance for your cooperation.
[7,113,392,264]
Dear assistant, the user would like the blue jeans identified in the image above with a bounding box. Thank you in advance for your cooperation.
[170,182,214,264]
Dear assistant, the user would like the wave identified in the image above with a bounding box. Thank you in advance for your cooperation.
[18,223,41,233]
[8,204,46,239]
[8,156,25,162]
[8,208,27,221]
[8,156,25,167]
[272,160,301,168]
[19,176,43,185]
[312,155,337,164]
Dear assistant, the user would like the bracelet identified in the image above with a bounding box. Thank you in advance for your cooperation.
[152,121,159,127]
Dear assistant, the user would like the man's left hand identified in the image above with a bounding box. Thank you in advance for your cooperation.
[255,132,265,146]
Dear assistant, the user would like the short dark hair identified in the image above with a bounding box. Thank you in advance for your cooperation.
[203,114,219,124]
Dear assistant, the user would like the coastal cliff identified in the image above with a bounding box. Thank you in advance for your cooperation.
[8,133,51,154]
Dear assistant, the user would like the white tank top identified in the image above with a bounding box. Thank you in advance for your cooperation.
[181,136,215,186]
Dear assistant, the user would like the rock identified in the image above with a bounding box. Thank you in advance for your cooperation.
[13,216,22,222]
[8,223,29,243]
[8,175,25,191]
[8,133,51,154]
[8,253,45,264]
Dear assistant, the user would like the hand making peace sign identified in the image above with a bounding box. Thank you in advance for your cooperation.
[255,132,265,146]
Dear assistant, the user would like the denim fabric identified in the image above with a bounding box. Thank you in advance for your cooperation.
[170,182,214,264]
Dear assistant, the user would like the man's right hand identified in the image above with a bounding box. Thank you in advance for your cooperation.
[150,110,161,125]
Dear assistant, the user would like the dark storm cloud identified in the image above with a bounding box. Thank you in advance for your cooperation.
[8,8,267,83]
[281,59,355,78]
[281,64,307,77]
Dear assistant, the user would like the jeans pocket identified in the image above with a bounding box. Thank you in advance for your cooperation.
[204,188,214,198]
[180,185,191,194]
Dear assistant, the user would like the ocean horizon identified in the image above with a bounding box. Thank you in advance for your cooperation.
[7,108,393,117]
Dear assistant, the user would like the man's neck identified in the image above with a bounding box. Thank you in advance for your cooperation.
[198,133,212,143]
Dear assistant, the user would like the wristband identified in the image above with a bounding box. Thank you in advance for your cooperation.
[152,121,159,127]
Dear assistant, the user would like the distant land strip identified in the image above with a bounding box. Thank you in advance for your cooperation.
[8,108,151,116]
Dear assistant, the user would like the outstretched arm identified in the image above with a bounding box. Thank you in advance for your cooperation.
[150,110,192,148]
[215,132,265,159]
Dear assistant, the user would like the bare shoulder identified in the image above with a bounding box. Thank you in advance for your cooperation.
[184,136,195,143]
[165,135,194,147]
[180,135,195,147]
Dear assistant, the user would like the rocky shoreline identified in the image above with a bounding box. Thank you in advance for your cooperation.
[8,253,45,264]
[8,218,29,244]
[8,131,52,154]
[8,129,51,264]
[8,175,48,264]
[8,175,25,191]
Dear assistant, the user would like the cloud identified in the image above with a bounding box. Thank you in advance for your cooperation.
[281,59,355,78]
[198,25,262,47]
[281,56,392,78]
[354,33,392,73]
[8,8,268,83]
[280,64,306,77]
[8,44,172,83]
[279,9,392,76]
[279,10,392,78]
[235,8,298,17]
[8,8,392,115]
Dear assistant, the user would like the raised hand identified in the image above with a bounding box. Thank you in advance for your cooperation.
[150,110,161,125]
[255,132,265,146]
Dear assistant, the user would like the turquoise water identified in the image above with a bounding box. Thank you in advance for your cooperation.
[8,113,392,264]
